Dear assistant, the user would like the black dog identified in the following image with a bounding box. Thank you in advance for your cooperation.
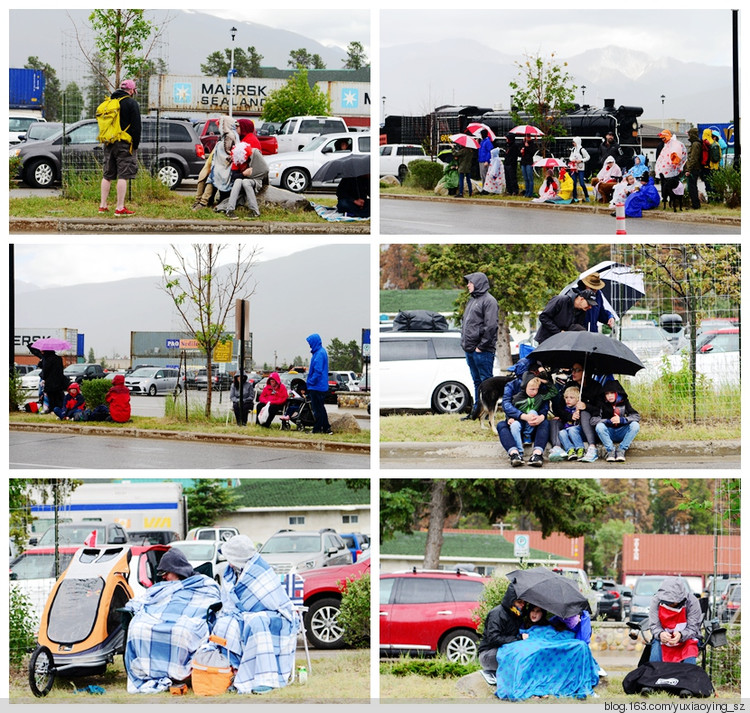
[475,375,515,431]
[659,173,683,212]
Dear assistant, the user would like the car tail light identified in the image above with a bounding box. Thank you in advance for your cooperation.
[611,591,620,598]
[355,549,362,559]
[195,143,205,159]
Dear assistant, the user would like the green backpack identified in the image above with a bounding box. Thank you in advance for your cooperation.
[709,140,722,164]
[95,97,133,150]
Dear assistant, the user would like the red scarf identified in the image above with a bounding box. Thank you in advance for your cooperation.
[658,602,699,662]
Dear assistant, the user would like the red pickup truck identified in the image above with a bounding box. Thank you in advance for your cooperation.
[199,118,278,156]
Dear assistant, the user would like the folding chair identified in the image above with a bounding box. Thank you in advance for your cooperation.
[282,572,311,679]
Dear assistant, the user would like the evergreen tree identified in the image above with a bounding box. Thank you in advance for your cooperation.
[184,480,236,528]
[201,47,264,77]
[25,56,61,121]
[342,41,368,70]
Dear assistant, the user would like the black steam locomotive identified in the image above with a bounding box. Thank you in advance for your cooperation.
[381,99,644,174]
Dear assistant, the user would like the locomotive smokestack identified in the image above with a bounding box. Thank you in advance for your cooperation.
[604,99,615,109]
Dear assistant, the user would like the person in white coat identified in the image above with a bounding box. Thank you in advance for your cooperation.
[568,137,590,201]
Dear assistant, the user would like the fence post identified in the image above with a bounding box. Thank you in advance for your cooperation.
[615,202,627,235]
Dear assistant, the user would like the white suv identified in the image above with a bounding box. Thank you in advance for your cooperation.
[380,330,501,414]
[379,143,427,182]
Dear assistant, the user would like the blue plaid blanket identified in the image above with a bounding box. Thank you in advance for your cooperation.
[212,554,299,693]
[124,574,222,693]
[310,201,370,222]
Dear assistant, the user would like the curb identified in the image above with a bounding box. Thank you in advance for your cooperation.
[9,217,371,234]
[10,422,370,455]
[382,194,741,226]
[380,439,740,460]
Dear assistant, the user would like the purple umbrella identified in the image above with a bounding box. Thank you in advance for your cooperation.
[31,337,72,352]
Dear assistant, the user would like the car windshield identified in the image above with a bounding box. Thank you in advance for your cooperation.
[130,368,158,378]
[10,552,75,579]
[633,577,666,596]
[64,365,87,374]
[260,534,321,554]
[37,524,107,546]
[171,543,216,561]
[301,134,336,152]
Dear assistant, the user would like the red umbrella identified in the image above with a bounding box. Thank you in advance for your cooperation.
[533,157,567,169]
[465,122,496,142]
[511,125,544,137]
[450,133,480,149]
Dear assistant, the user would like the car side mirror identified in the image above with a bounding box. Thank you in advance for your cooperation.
[322,146,333,154]
[29,537,38,546]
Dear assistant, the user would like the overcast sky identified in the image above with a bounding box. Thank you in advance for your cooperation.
[381,9,734,66]
[13,239,355,290]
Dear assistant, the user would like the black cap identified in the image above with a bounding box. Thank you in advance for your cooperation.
[577,289,598,307]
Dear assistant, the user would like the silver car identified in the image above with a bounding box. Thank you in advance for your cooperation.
[259,528,353,575]
[124,367,181,396]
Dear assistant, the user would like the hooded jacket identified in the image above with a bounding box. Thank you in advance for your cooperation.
[106,374,131,423]
[590,379,641,426]
[504,133,520,164]
[686,128,703,173]
[461,272,499,353]
[534,293,587,344]
[701,128,720,170]
[259,371,289,405]
[627,154,649,178]
[568,137,590,171]
[648,577,701,644]
[477,584,525,655]
[511,371,558,414]
[624,175,660,218]
[306,333,329,392]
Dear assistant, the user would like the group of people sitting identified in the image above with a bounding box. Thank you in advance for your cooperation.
[192,116,269,220]
[124,534,298,695]
[478,584,600,700]
[230,371,308,429]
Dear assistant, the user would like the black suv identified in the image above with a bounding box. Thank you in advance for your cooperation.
[13,117,205,189]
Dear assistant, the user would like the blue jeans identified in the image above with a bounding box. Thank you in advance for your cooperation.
[521,164,535,197]
[509,411,538,451]
[458,173,472,196]
[559,425,585,451]
[571,171,589,200]
[595,421,640,452]
[498,417,550,454]
[465,350,495,414]
[649,640,697,665]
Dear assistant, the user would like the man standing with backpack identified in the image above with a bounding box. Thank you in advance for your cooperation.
[98,79,141,216]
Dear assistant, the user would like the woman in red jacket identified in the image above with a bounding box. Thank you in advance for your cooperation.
[106,374,131,423]
[256,372,288,428]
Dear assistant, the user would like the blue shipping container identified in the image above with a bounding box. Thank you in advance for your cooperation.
[9,68,45,109]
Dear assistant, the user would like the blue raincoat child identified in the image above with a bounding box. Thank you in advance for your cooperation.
[624,173,660,217]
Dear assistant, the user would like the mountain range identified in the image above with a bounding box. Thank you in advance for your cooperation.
[382,41,733,125]
[13,245,370,365]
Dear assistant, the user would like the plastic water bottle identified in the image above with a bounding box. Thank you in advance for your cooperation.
[298,666,308,684]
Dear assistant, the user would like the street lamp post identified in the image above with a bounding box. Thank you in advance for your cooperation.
[381,96,386,118]
[581,85,586,104]
[228,26,238,119]
[661,94,665,129]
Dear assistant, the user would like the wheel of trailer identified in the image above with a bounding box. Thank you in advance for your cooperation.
[29,645,56,697]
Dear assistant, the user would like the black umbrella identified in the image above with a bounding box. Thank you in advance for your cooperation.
[506,567,589,619]
[532,330,644,377]
[312,153,370,183]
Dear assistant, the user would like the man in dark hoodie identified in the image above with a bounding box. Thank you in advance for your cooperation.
[478,584,526,672]
[591,379,641,462]
[460,272,498,421]
[99,79,142,217]
[534,289,596,344]
[684,127,703,210]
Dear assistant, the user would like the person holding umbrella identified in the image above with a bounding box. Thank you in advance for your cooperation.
[453,137,476,198]
[519,133,538,198]
[503,132,521,196]
[477,584,527,673]
[478,129,494,193]
[28,343,68,414]
[336,172,370,217]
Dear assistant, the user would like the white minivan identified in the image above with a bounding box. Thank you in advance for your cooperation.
[380,330,501,414]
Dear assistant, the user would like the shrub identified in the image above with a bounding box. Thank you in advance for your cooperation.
[80,378,111,409]
[62,160,172,202]
[9,585,38,666]
[382,657,478,678]
[709,164,741,208]
[9,371,24,412]
[711,625,740,690]
[9,156,22,189]
[404,159,444,191]
[472,576,509,636]
[339,573,370,648]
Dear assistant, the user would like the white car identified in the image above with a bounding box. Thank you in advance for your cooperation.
[20,368,42,392]
[267,132,371,193]
[9,113,46,146]
[379,143,427,181]
[380,330,502,414]
[168,540,227,584]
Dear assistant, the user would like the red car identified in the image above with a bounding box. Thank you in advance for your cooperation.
[301,554,370,649]
[380,569,489,663]
[199,118,278,156]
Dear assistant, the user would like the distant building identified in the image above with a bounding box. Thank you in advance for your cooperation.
[130,330,238,371]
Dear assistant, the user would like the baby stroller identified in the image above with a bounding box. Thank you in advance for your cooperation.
[28,545,135,696]
[280,378,316,432]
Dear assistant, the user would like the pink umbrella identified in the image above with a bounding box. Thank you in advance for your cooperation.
[511,125,544,137]
[533,157,567,169]
[31,337,72,351]
[450,133,480,149]
[465,122,496,141]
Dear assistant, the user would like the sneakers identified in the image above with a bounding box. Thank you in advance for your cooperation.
[575,447,585,460]
[579,445,598,463]
[98,206,109,213]
[226,209,239,220]
[460,411,476,421]
[192,201,205,211]
[606,450,617,462]
[548,446,566,462]
[527,452,544,467]
[615,447,626,462]
[114,207,135,216]
[509,451,524,467]
[566,448,578,461]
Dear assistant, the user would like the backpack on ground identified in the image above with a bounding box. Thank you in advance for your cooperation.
[95,97,133,150]
[709,140,722,164]
[622,662,714,698]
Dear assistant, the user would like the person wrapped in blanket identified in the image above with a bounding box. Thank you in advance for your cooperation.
[211,535,299,694]
[123,548,222,693]
[648,577,701,664]
[495,604,600,700]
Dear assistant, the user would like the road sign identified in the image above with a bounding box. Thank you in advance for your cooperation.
[514,534,530,558]
[165,338,180,349]
[213,340,233,363]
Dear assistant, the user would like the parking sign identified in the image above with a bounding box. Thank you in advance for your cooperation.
[514,534,530,558]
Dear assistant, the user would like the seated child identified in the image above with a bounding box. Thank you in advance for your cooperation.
[54,382,86,421]
[106,374,131,423]
[549,385,585,461]
[510,375,558,450]
[591,379,641,462]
